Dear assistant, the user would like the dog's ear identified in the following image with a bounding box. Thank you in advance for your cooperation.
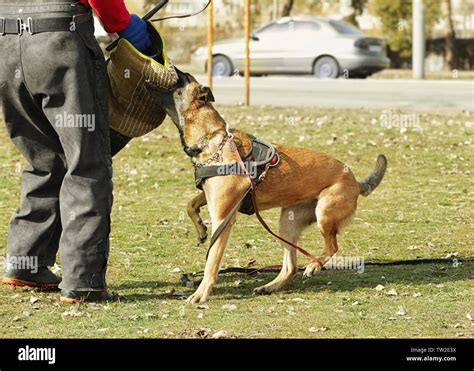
[198,85,215,103]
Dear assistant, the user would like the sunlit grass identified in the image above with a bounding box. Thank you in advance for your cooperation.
[0,106,472,338]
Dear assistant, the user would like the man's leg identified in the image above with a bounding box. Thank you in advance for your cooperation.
[0,28,64,288]
[20,20,114,294]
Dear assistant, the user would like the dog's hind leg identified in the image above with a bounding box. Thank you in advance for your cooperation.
[254,201,317,295]
[303,184,358,277]
[187,192,208,245]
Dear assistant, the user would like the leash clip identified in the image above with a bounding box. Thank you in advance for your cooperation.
[17,17,33,35]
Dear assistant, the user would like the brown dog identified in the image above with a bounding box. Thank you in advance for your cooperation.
[146,70,387,304]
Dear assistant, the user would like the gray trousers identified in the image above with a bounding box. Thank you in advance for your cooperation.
[0,1,113,291]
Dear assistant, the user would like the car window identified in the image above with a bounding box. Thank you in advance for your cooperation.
[293,21,321,33]
[329,20,364,35]
[256,22,290,37]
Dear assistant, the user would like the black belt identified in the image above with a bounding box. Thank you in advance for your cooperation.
[0,13,91,35]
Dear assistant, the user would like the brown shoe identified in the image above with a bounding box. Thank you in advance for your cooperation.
[2,267,61,290]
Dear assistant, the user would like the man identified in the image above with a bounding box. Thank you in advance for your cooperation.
[0,0,150,303]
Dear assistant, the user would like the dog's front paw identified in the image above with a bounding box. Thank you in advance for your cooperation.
[303,262,323,278]
[186,284,212,304]
[186,292,209,304]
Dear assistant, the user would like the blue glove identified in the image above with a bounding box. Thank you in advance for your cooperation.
[118,14,152,53]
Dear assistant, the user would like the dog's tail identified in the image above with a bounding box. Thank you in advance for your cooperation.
[359,155,388,197]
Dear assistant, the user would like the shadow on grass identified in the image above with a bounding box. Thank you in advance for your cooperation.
[216,259,474,299]
[113,280,173,290]
[118,258,474,302]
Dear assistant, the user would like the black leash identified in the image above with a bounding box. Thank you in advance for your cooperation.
[181,257,473,288]
[106,0,211,52]
[150,0,211,22]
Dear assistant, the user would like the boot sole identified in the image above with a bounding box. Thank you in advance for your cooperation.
[60,296,82,304]
[2,277,59,289]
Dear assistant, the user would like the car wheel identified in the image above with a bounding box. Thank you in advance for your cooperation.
[212,55,233,77]
[313,57,340,79]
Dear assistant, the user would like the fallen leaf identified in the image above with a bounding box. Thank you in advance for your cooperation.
[222,304,237,311]
[62,308,88,318]
[211,330,228,339]
[396,307,406,316]
[196,328,211,338]
[466,313,472,321]
[29,296,39,304]
[245,240,255,248]
[387,289,398,296]
[233,280,242,287]
[375,285,385,291]
[309,327,328,333]
[291,298,306,303]
[413,292,422,298]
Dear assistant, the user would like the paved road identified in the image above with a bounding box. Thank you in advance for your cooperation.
[195,75,474,112]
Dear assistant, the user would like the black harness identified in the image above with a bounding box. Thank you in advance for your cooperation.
[194,134,280,215]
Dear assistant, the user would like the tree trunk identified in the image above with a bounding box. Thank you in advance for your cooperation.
[281,0,294,17]
[442,0,458,70]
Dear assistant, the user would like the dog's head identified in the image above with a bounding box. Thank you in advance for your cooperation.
[145,68,215,131]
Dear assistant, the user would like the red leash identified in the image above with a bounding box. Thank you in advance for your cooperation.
[229,135,324,268]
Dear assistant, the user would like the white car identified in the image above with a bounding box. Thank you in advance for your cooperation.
[192,16,390,79]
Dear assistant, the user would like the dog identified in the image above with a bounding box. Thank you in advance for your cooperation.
[145,70,387,304]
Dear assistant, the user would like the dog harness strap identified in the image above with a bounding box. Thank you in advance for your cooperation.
[194,134,280,201]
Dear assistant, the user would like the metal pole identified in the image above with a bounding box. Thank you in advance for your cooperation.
[207,0,214,89]
[272,0,279,21]
[244,0,250,106]
[413,0,425,79]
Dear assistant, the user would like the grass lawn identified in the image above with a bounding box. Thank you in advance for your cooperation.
[0,105,472,338]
